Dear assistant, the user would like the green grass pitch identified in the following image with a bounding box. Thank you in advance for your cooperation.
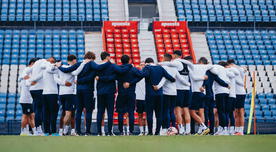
[0,135,276,152]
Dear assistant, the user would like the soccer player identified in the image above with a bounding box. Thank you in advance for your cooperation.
[158,51,193,135]
[19,58,38,136]
[189,57,214,135]
[127,57,175,135]
[95,52,132,136]
[201,61,229,134]
[135,64,148,136]
[54,55,79,136]
[40,57,60,135]
[111,55,144,135]
[155,54,190,135]
[57,51,110,135]
[28,57,50,135]
[227,59,247,135]
[212,61,233,135]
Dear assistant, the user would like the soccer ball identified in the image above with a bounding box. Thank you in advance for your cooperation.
[167,127,178,136]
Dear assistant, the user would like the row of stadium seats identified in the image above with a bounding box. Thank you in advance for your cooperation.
[206,30,276,65]
[153,21,194,62]
[175,0,276,22]
[0,29,85,65]
[102,21,141,67]
[0,0,108,21]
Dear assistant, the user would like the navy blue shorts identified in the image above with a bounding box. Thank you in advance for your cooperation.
[136,99,146,114]
[176,90,191,108]
[116,93,136,113]
[235,95,246,109]
[60,94,77,111]
[21,103,34,114]
[227,97,236,112]
[190,92,205,110]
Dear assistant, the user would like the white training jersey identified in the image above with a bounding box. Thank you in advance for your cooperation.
[18,67,33,104]
[189,64,213,93]
[42,62,58,95]
[29,59,47,91]
[227,67,238,98]
[157,65,190,96]
[54,65,76,95]
[159,58,192,90]
[135,78,145,101]
[212,65,231,95]
[235,66,246,95]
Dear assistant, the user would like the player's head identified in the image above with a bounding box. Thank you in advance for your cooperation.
[84,51,96,60]
[145,57,154,64]
[67,54,77,65]
[47,57,56,64]
[227,59,235,66]
[121,55,130,64]
[139,61,145,69]
[163,53,172,62]
[218,61,228,67]
[172,50,182,59]
[100,52,110,61]
[183,56,193,63]
[28,58,38,66]
[198,57,208,64]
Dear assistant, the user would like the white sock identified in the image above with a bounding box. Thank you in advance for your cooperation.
[139,126,143,133]
[101,126,105,133]
[59,128,63,132]
[240,126,244,133]
[71,129,76,133]
[21,128,24,133]
[126,126,130,132]
[64,125,70,134]
[200,123,207,129]
[145,126,148,133]
[185,123,191,133]
[32,127,36,133]
[178,124,183,129]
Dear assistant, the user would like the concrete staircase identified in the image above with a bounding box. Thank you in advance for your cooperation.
[138,31,158,63]
[190,32,212,63]
[157,0,177,21]
[85,32,103,63]
[108,0,129,21]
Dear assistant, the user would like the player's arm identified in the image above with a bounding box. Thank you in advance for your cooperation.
[58,62,81,73]
[162,68,175,82]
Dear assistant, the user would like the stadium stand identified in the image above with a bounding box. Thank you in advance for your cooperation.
[0,29,85,122]
[153,21,196,62]
[175,0,276,22]
[0,0,109,22]
[102,21,141,66]
[206,30,276,65]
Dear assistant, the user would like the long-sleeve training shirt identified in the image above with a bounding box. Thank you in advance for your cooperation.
[157,65,190,96]
[159,58,192,90]
[18,67,33,104]
[211,65,231,95]
[29,59,47,91]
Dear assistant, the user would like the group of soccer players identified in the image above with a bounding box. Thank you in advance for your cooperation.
[18,50,246,136]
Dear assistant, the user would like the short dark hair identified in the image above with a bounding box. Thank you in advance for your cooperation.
[198,57,208,64]
[218,61,228,67]
[173,50,182,57]
[100,52,110,60]
[164,53,172,61]
[84,51,96,60]
[67,54,77,61]
[28,58,37,65]
[227,59,235,64]
[145,57,154,64]
[49,56,56,62]
[121,55,130,64]
[183,56,193,60]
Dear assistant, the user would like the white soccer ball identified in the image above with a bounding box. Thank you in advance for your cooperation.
[167,127,178,136]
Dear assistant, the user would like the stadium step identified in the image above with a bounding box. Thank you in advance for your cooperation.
[108,0,128,21]
[157,0,177,21]
[85,32,104,63]
[190,32,212,63]
[138,31,158,62]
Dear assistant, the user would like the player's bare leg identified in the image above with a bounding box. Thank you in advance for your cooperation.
[175,107,184,134]
[182,107,191,135]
